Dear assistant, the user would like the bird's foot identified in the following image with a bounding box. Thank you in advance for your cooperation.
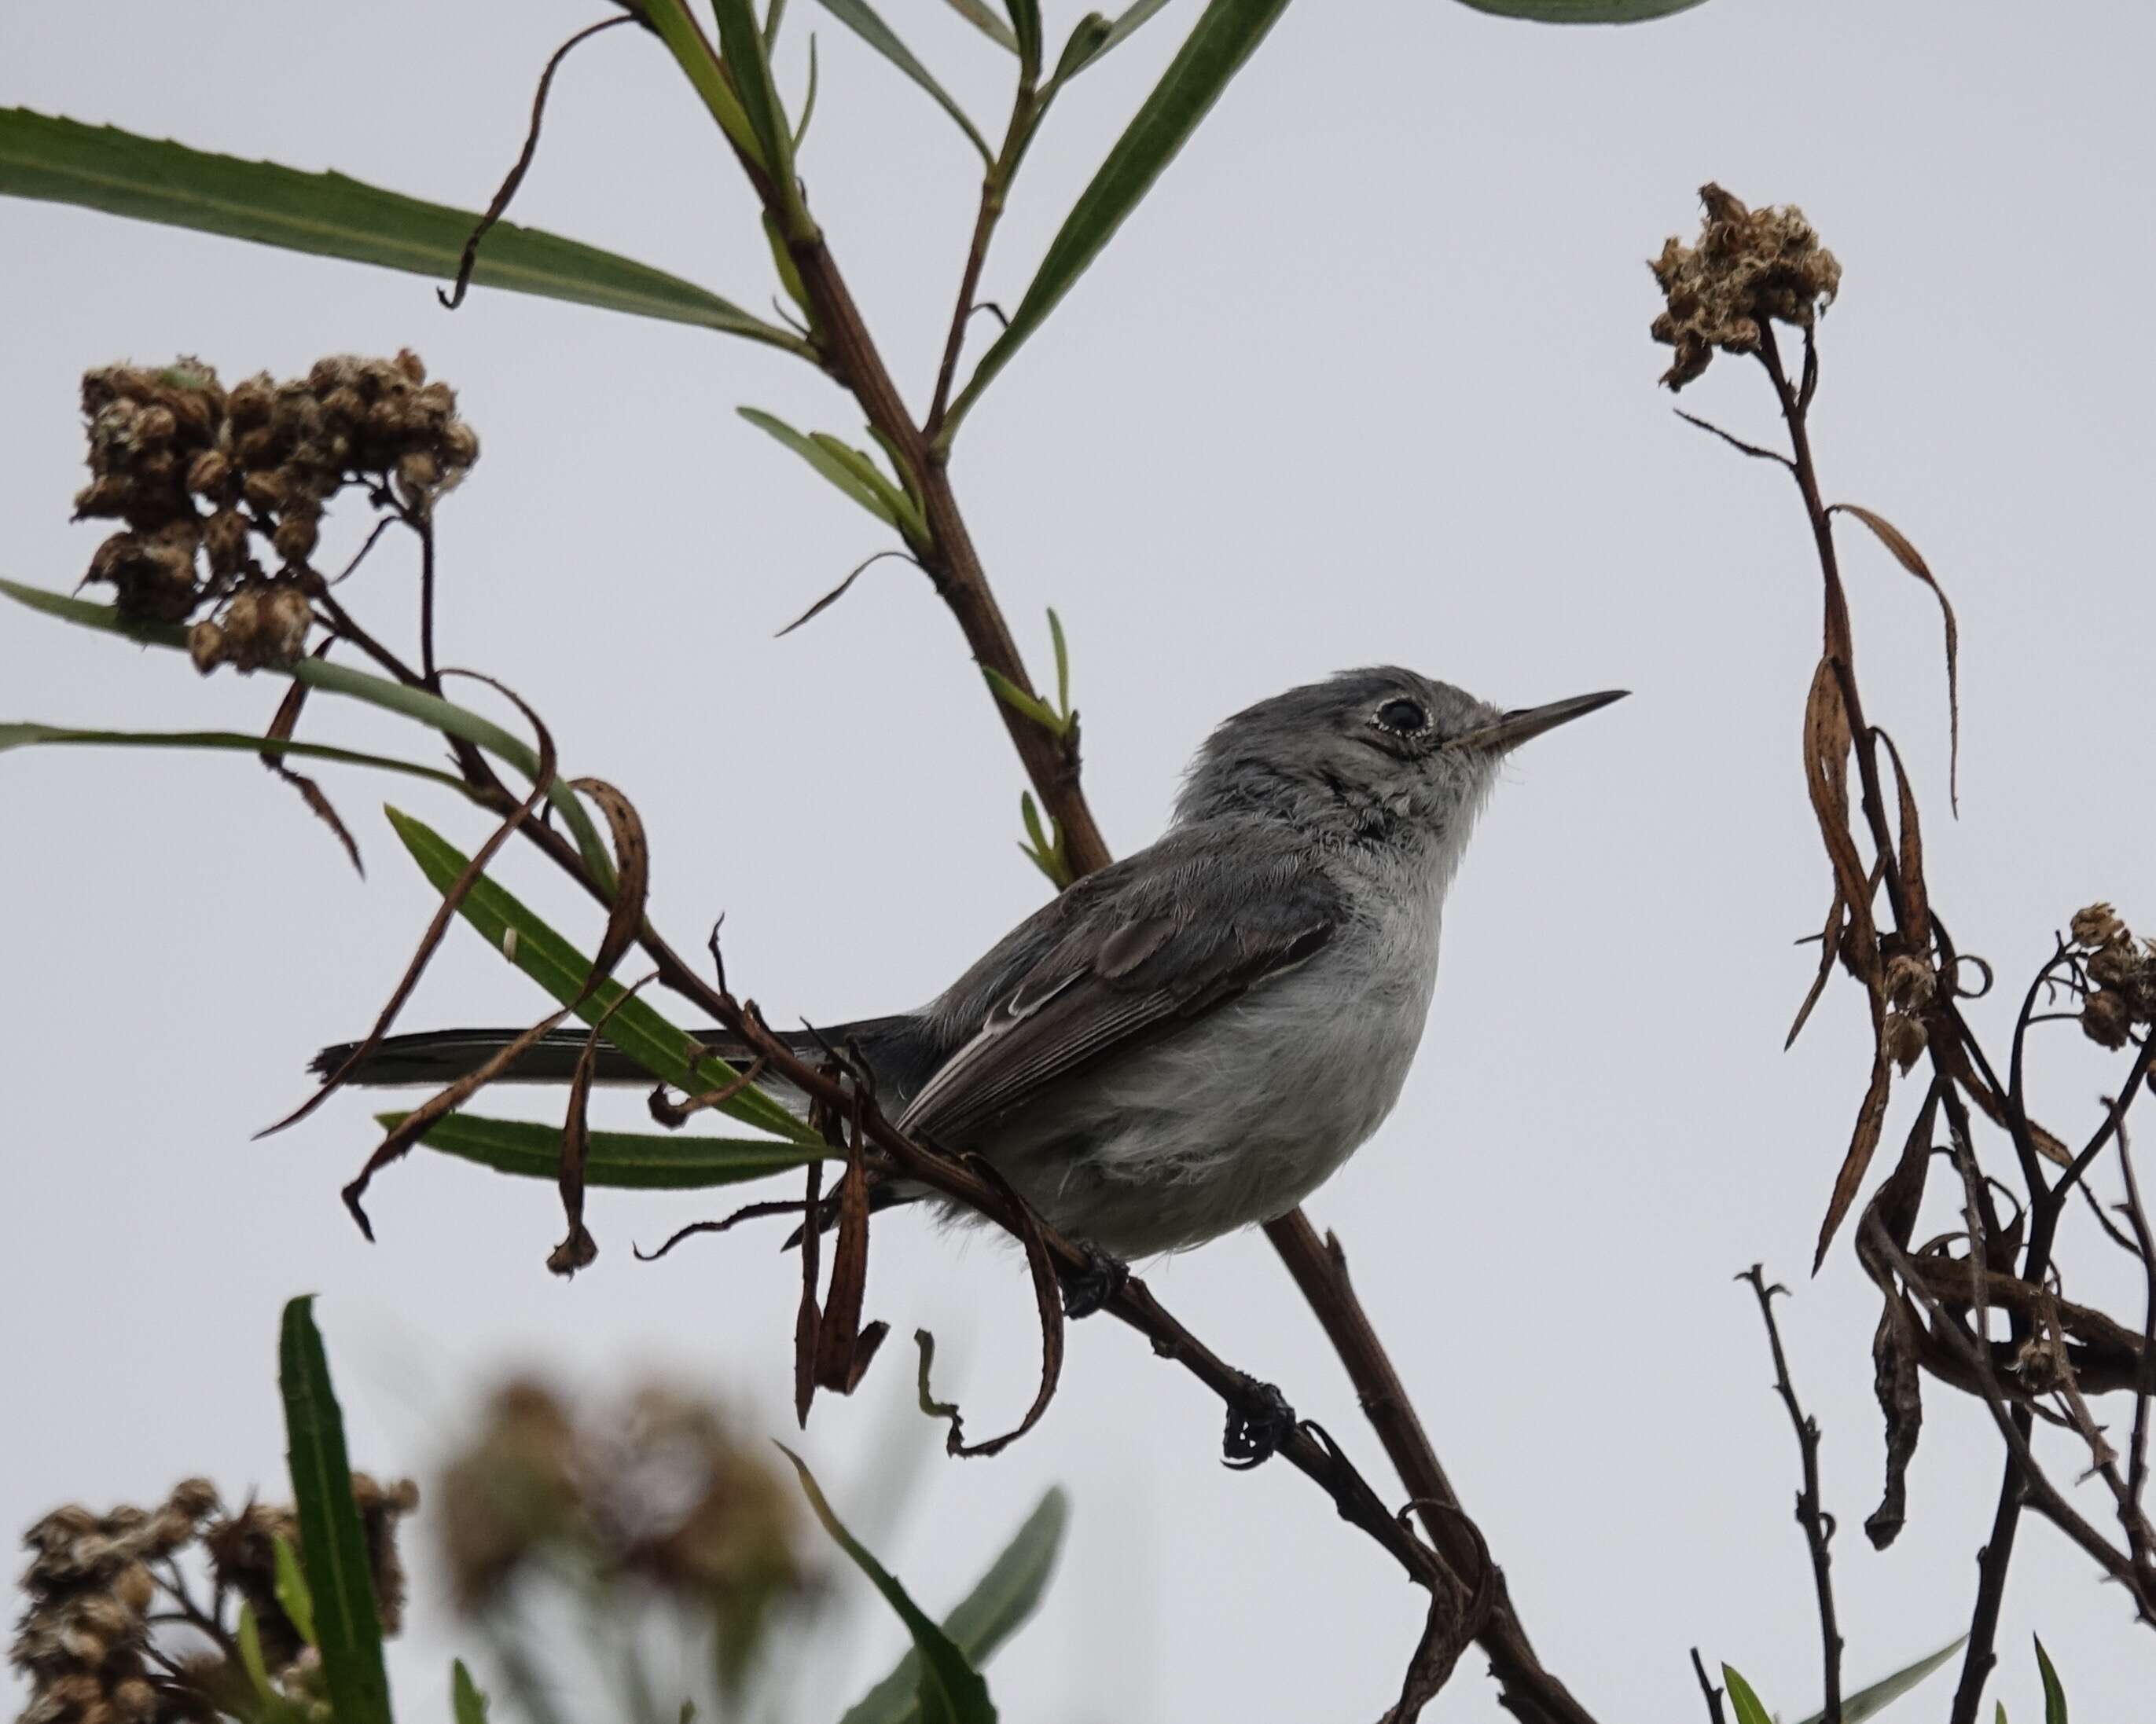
[1060,1243,1129,1319]
[1222,1379,1296,1469]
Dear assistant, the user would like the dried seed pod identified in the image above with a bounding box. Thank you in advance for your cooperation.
[1650,184,1842,391]
[185,449,233,499]
[2082,988,2132,1050]
[2071,903,2127,948]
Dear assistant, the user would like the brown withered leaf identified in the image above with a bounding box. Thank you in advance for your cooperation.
[811,1105,889,1396]
[906,1154,1067,1458]
[263,680,558,1138]
[1815,1045,1895,1271]
[1381,1521,1493,1723]
[1831,503,1962,812]
[567,777,651,992]
[550,975,657,1277]
[343,1001,572,1239]
[1787,886,1848,1050]
[648,1058,767,1130]
[261,647,363,877]
[1857,1082,1938,1547]
[774,548,916,637]
[793,1157,824,1429]
[1872,727,1928,948]
[1933,1038,2073,1166]
[1802,656,1881,990]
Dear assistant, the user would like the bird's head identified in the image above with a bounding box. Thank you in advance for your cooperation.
[1172,666,1625,850]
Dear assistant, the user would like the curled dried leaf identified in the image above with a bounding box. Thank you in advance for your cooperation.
[1832,504,1961,812]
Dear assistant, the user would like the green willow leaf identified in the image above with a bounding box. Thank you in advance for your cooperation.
[815,0,994,163]
[1455,0,1709,17]
[641,0,766,163]
[1795,1635,1966,1724]
[0,723,468,793]
[740,408,909,532]
[0,580,611,881]
[2035,1638,2067,1724]
[451,1662,491,1724]
[981,667,1068,736]
[1054,0,1170,83]
[1721,1667,1772,1724]
[377,1109,819,1190]
[279,1297,393,1724]
[839,1488,1068,1724]
[713,0,810,235]
[0,109,802,350]
[782,1448,996,1724]
[271,1535,318,1649]
[943,0,1019,51]
[385,806,815,1145]
[1005,0,1045,71]
[940,0,1292,446]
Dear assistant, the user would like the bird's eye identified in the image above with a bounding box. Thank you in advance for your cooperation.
[1376,698,1428,735]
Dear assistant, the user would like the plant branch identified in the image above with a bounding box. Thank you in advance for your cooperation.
[1738,1265,1842,1723]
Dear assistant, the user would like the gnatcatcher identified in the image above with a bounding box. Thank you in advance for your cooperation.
[320,669,1623,1260]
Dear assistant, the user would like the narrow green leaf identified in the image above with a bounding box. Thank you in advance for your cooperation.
[981,667,1067,735]
[0,109,801,350]
[641,0,766,162]
[0,580,612,883]
[2035,1638,2066,1724]
[1455,0,1709,19]
[807,432,929,538]
[1005,0,1044,71]
[839,1488,1068,1724]
[1795,1635,1967,1724]
[781,1447,996,1724]
[940,0,1292,444]
[271,1535,318,1649]
[451,1660,492,1724]
[1052,0,1168,83]
[815,0,994,162]
[714,0,810,235]
[0,723,468,793]
[1721,1667,1773,1724]
[1998,1705,2010,1724]
[385,806,816,1145]
[943,0,1020,51]
[795,35,821,149]
[278,1297,392,1724]
[236,1603,278,1704]
[377,1110,820,1189]
[1019,791,1049,853]
[1046,609,1070,716]
[740,408,903,530]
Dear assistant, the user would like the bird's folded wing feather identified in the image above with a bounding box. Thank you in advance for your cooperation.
[898,830,1342,1143]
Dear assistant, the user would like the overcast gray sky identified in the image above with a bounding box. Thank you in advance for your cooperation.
[6,2,2155,1718]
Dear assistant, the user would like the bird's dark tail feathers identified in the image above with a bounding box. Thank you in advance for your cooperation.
[310,1013,925,1092]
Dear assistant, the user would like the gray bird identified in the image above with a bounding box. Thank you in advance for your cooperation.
[320,669,1623,1260]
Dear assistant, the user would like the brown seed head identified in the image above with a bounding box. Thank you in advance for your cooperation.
[2082,988,2132,1050]
[1650,184,1842,391]
[2071,903,2127,948]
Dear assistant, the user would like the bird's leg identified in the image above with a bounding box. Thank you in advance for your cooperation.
[1222,1377,1296,1469]
[1059,1242,1130,1319]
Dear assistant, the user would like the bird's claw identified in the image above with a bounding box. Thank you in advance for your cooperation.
[1222,1380,1295,1469]
[1060,1243,1129,1319]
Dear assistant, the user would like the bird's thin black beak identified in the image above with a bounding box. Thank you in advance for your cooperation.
[1456,688,1629,753]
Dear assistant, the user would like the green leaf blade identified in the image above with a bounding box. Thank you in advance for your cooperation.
[815,0,994,161]
[740,408,905,530]
[1795,1635,1967,1724]
[278,1297,392,1724]
[942,0,1292,444]
[1721,1666,1773,1724]
[376,1110,820,1189]
[451,1660,491,1724]
[1455,0,1709,19]
[384,806,816,1144]
[780,1448,996,1724]
[2035,1637,2067,1724]
[839,1488,1068,1724]
[0,108,798,346]
[270,1535,318,1649]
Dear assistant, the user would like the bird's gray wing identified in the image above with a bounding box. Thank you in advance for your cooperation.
[898,826,1342,1144]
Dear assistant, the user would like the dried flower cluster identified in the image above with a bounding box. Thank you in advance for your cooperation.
[11,1474,416,1724]
[71,353,478,673]
[438,1379,800,1676]
[2068,902,2156,1050]
[1650,184,1842,391]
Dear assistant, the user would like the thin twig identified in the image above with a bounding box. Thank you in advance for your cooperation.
[1689,1649,1729,1724]
[1738,1266,1842,1723]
